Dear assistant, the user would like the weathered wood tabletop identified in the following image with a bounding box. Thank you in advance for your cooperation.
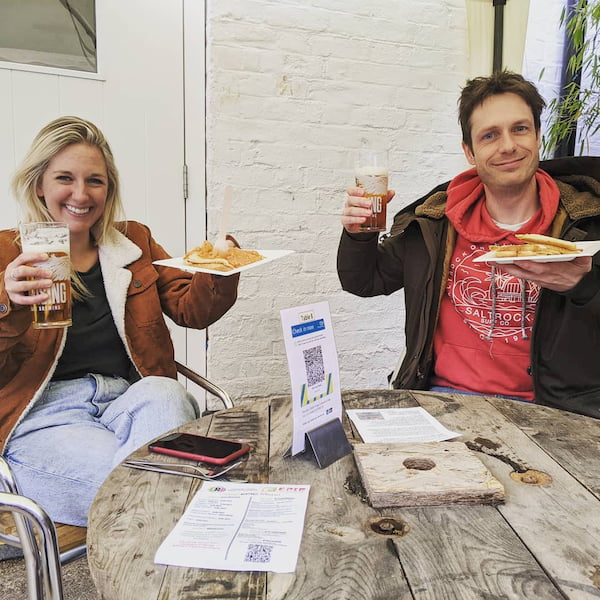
[87,390,600,599]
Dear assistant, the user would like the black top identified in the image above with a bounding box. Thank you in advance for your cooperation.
[52,261,133,381]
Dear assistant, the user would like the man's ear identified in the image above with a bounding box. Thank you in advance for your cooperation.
[462,141,475,165]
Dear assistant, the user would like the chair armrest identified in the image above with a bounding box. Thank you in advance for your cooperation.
[175,361,234,409]
[0,491,63,598]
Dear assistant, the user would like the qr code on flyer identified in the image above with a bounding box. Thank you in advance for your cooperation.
[244,543,273,564]
[303,345,325,387]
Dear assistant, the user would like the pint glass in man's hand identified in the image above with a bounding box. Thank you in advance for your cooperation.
[354,148,389,233]
[19,222,72,329]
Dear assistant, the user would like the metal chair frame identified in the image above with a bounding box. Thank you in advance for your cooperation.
[0,456,69,600]
[175,360,234,410]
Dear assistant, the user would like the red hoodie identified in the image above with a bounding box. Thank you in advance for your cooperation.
[430,168,559,401]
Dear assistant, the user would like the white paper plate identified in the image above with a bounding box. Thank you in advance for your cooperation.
[153,249,295,276]
[473,240,600,265]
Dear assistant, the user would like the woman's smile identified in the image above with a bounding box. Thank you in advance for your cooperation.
[36,142,108,240]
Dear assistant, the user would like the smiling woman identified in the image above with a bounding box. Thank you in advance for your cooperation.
[35,143,108,272]
[0,116,240,530]
[12,117,123,284]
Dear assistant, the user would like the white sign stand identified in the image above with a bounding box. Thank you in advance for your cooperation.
[280,301,351,468]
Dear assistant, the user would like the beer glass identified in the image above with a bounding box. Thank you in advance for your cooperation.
[354,148,389,232]
[19,222,72,329]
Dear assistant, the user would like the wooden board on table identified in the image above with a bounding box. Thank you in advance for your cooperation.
[353,441,505,508]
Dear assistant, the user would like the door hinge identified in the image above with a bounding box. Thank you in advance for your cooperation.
[183,164,189,200]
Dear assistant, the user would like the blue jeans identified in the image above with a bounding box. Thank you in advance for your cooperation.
[4,374,199,526]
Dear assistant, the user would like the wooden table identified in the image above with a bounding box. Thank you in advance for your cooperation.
[88,390,600,599]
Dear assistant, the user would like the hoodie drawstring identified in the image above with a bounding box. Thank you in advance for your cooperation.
[520,279,529,340]
[487,265,529,341]
[487,264,497,341]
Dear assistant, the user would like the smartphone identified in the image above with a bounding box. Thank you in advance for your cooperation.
[148,432,250,465]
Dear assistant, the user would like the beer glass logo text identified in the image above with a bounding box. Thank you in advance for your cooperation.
[38,282,68,310]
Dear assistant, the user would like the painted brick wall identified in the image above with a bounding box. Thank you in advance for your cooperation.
[202,0,594,403]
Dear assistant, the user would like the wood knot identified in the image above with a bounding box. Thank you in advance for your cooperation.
[403,457,435,470]
[368,517,409,537]
[509,469,552,486]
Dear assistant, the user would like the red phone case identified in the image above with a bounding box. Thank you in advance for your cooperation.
[149,436,250,465]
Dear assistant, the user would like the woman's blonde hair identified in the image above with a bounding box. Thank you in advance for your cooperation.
[11,116,126,299]
[11,115,125,244]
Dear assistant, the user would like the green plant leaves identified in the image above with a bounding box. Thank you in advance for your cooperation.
[541,0,600,157]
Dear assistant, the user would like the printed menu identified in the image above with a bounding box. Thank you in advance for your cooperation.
[346,407,460,443]
[155,482,310,573]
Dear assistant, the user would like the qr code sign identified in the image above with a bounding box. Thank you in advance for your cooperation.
[303,345,325,387]
[245,543,273,564]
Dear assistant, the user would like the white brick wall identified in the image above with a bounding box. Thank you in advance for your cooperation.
[203,0,599,403]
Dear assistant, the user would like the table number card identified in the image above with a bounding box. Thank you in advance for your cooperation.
[280,301,350,465]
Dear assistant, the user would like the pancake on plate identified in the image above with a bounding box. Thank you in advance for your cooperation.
[183,241,264,271]
[490,234,581,258]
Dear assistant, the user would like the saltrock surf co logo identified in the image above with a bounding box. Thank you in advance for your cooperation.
[448,245,539,341]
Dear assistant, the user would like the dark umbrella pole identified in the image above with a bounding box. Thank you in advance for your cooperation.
[492,0,507,73]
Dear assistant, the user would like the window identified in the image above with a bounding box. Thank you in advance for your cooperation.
[0,0,96,73]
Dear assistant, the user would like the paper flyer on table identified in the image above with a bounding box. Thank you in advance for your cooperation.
[346,407,460,443]
[280,301,342,455]
[154,482,310,573]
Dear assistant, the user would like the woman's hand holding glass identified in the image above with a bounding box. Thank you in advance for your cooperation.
[4,253,53,307]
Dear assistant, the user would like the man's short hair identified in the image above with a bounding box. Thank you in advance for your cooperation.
[458,70,546,150]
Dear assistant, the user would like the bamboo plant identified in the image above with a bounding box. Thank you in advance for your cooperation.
[541,0,600,157]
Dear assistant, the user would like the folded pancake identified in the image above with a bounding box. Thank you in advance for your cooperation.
[183,241,264,271]
[515,234,579,253]
[489,234,581,258]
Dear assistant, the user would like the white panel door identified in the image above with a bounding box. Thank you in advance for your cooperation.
[0,0,208,404]
[1,1,185,241]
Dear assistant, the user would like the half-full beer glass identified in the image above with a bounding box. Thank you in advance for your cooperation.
[19,222,72,329]
[354,148,389,232]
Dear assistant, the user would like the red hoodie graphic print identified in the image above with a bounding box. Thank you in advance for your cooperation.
[430,168,559,401]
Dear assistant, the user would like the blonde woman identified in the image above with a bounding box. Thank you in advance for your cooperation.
[0,116,239,527]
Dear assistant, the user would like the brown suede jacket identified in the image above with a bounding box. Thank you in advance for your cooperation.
[0,221,239,450]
